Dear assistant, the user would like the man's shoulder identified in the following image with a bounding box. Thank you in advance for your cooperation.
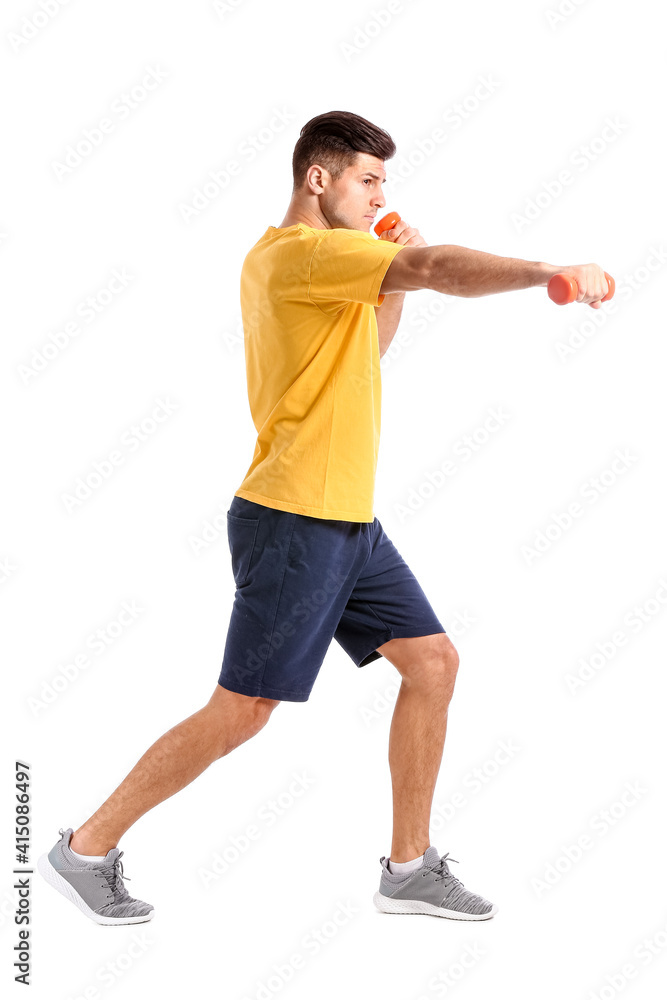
[318,227,377,245]
[310,228,396,263]
[248,225,378,249]
[244,224,325,257]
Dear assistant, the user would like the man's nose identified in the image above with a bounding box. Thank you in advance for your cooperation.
[373,192,386,210]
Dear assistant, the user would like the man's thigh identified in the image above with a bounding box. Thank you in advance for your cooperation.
[219,496,370,702]
[333,517,447,669]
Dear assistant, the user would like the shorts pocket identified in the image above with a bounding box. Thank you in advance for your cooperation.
[227,512,260,588]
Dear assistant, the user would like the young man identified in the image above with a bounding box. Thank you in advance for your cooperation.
[39,111,609,925]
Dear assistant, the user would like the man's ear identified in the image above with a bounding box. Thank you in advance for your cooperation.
[305,163,328,195]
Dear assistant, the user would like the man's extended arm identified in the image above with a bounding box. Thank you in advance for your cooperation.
[379,243,610,308]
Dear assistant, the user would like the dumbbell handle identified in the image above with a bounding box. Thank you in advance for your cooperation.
[376,211,614,306]
[547,271,615,305]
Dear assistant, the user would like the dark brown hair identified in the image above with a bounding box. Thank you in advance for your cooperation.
[292,111,396,190]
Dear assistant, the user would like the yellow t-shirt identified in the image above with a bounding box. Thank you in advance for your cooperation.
[234,224,406,522]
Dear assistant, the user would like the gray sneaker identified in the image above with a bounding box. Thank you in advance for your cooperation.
[37,827,154,925]
[373,846,497,920]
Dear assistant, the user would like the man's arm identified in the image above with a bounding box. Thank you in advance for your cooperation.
[374,219,425,357]
[379,244,610,308]
[375,292,406,359]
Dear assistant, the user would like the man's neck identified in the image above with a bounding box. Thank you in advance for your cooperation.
[278,202,329,230]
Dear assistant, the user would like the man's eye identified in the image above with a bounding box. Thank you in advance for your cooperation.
[363,178,371,184]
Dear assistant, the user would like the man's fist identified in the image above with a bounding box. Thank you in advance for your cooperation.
[378,218,428,248]
[556,263,610,309]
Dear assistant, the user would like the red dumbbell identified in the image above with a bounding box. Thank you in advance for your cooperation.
[374,211,401,236]
[547,271,615,305]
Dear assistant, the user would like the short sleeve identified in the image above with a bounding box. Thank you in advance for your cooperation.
[308,228,406,310]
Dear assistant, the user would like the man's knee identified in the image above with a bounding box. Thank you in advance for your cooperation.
[415,634,459,689]
[382,632,459,695]
[251,694,282,724]
[207,684,280,739]
[201,686,281,759]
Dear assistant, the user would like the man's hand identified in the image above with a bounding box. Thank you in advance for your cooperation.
[378,218,428,248]
[543,262,610,309]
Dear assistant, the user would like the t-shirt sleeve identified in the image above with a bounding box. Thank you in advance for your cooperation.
[308,228,407,310]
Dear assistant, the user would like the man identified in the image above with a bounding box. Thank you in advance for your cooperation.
[39,111,609,925]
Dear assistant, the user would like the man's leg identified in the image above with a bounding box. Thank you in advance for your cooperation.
[375,632,459,863]
[70,685,280,855]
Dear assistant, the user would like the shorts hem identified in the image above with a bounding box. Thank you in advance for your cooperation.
[218,678,311,703]
[356,622,447,667]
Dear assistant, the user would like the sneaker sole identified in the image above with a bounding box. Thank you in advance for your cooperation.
[37,853,154,925]
[373,891,497,920]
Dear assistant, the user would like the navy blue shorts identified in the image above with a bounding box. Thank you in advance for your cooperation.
[218,496,446,702]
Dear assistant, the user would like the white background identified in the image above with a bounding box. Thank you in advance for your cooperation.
[3,0,666,997]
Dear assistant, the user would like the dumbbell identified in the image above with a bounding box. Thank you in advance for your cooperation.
[546,271,615,305]
[374,211,401,237]
[374,211,614,306]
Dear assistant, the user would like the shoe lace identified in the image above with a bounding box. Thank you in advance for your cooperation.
[430,852,464,888]
[59,829,132,890]
[97,851,131,897]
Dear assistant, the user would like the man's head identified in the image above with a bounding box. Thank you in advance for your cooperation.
[291,111,396,232]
